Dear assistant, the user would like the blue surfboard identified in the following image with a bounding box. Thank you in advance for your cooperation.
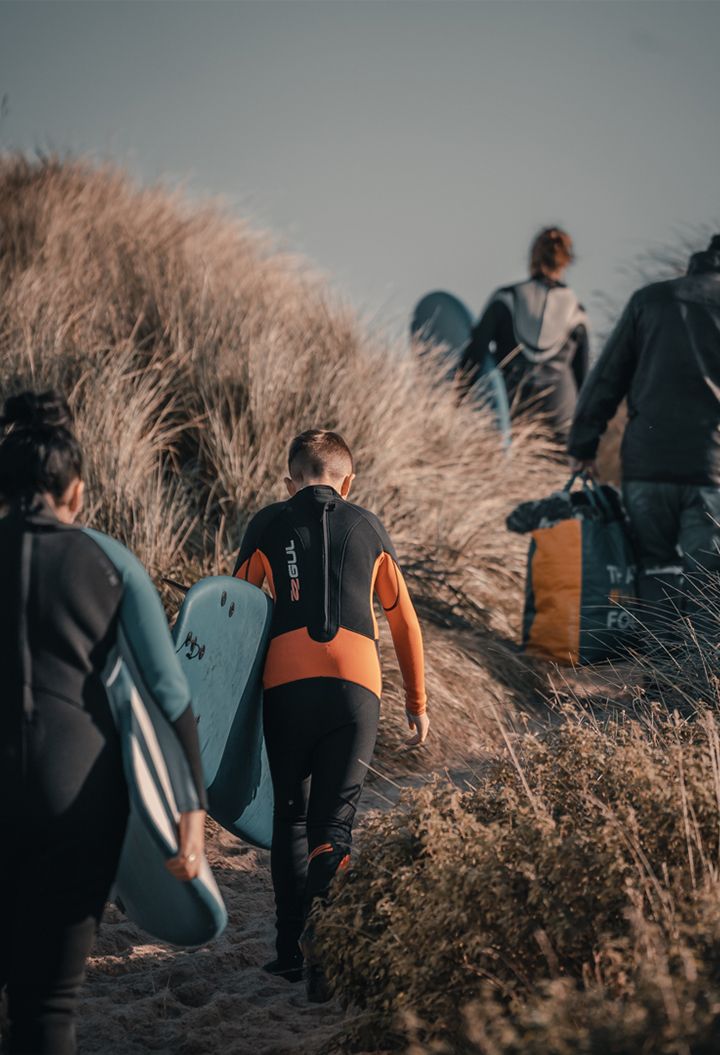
[172,576,274,850]
[411,290,512,443]
[106,652,228,948]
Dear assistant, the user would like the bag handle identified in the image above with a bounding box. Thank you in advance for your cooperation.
[563,472,614,519]
[563,472,582,492]
[582,475,615,519]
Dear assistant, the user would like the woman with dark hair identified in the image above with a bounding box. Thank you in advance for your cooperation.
[460,227,590,440]
[0,390,207,1055]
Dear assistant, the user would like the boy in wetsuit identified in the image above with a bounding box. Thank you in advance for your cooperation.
[233,429,428,999]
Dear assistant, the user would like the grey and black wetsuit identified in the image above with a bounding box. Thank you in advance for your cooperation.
[461,277,590,439]
[0,498,205,1055]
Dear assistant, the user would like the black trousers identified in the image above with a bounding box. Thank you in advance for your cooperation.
[0,693,128,1055]
[623,481,720,640]
[263,678,380,958]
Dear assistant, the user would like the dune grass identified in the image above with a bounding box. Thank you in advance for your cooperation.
[0,153,561,771]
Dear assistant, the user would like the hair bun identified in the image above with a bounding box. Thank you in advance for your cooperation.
[709,234,720,253]
[529,226,574,279]
[1,390,73,432]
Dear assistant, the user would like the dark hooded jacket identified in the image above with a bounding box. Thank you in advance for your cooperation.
[461,277,589,440]
[568,237,720,485]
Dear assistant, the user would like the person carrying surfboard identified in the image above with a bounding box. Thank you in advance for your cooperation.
[233,429,428,1001]
[460,226,590,440]
[0,390,208,1055]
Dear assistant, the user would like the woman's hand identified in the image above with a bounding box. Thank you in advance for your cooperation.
[405,710,430,747]
[166,809,206,881]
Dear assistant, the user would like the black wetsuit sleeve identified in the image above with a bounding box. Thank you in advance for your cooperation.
[233,513,262,576]
[233,506,283,582]
[365,512,398,562]
[571,324,590,392]
[568,297,638,460]
[459,300,505,394]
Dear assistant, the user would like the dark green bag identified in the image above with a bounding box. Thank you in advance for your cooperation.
[509,476,638,664]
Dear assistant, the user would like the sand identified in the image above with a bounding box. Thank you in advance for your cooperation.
[78,799,399,1055]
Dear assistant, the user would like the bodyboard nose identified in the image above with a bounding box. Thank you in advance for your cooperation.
[411,289,511,443]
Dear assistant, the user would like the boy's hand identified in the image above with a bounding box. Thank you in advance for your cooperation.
[405,710,430,747]
[166,809,206,881]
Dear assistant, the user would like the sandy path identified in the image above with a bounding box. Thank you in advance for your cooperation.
[77,656,643,1055]
[77,764,487,1055]
[79,823,351,1055]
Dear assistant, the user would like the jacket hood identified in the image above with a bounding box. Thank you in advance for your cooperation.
[688,235,720,276]
[493,279,587,363]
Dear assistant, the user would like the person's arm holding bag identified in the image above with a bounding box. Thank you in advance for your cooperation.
[568,295,639,475]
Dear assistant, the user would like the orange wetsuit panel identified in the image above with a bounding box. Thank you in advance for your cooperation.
[373,553,426,715]
[263,627,382,697]
[236,549,275,599]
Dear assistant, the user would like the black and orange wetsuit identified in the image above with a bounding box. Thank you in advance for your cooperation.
[234,484,426,959]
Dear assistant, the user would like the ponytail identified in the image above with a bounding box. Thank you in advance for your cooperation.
[0,390,83,502]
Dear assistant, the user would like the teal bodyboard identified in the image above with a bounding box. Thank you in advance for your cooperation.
[107,654,228,947]
[172,576,274,850]
[411,290,512,444]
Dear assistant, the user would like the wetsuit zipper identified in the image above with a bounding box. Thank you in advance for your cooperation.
[19,527,35,776]
[321,505,331,636]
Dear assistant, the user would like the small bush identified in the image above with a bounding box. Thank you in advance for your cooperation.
[315,707,720,1053]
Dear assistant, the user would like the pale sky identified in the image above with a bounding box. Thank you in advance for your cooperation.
[1,0,719,339]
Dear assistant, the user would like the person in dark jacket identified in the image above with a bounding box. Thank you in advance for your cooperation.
[0,390,207,1055]
[567,234,720,633]
[460,227,590,440]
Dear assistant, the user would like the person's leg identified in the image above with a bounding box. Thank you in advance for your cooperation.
[5,692,127,1054]
[304,682,380,909]
[622,481,684,643]
[5,824,125,1055]
[300,680,380,1002]
[0,824,15,1051]
[678,485,720,638]
[7,916,97,1055]
[263,686,313,974]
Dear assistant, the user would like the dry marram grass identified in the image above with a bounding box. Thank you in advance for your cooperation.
[0,153,561,770]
